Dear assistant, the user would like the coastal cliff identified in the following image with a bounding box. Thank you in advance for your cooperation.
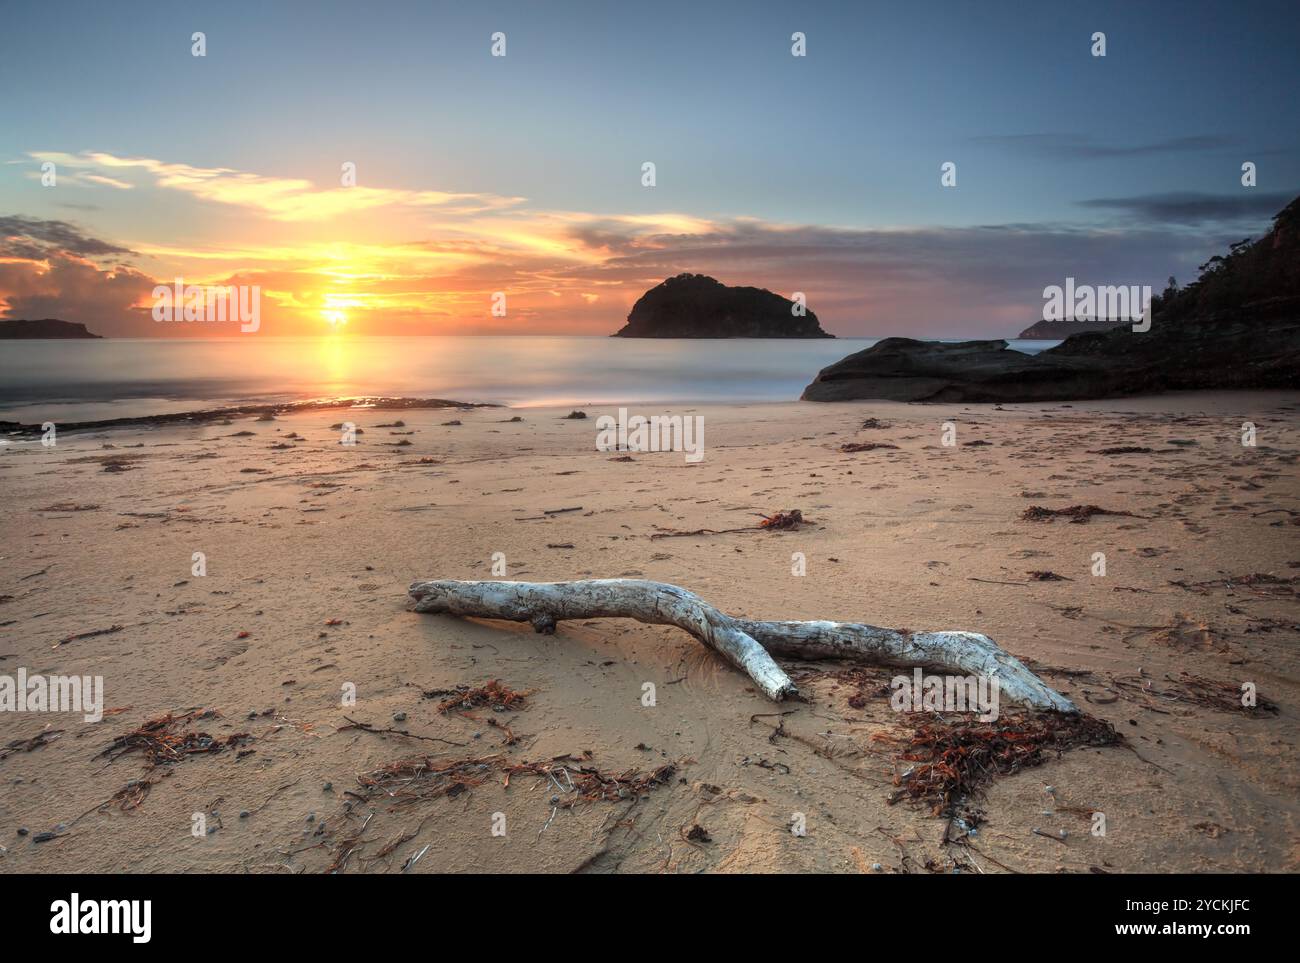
[803,195,1300,402]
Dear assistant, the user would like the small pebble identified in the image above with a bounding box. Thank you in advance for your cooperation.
[322,782,333,792]
[393,712,407,722]
[239,810,250,819]
[16,827,28,836]
[306,812,316,823]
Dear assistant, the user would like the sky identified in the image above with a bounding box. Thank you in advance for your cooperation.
[0,0,1297,337]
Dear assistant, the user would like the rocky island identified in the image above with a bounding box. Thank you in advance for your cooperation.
[0,318,102,339]
[614,273,833,338]
[803,195,1300,402]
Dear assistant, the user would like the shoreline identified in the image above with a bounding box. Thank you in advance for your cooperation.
[4,387,1296,439]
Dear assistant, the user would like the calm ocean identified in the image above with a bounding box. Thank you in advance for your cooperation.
[0,336,1059,422]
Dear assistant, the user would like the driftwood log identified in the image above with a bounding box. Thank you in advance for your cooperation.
[407,578,1076,712]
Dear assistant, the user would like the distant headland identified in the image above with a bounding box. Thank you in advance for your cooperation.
[0,318,101,339]
[803,194,1300,402]
[1016,317,1130,339]
[613,274,834,338]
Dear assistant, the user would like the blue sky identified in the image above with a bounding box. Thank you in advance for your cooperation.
[1,0,1296,336]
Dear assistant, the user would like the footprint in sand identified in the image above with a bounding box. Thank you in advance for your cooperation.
[204,638,251,669]
[1136,613,1229,653]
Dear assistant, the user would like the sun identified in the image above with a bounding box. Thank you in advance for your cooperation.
[323,310,348,329]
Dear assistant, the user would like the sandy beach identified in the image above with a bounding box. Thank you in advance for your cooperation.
[1,393,1297,874]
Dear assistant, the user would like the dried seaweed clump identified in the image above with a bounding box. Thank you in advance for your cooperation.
[506,760,677,805]
[841,442,898,453]
[759,509,804,530]
[1021,504,1136,524]
[357,755,503,806]
[0,728,63,760]
[97,709,252,768]
[878,711,1121,816]
[435,679,534,714]
[829,665,893,710]
[93,709,254,812]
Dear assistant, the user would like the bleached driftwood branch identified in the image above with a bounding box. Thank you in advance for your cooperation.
[409,578,798,701]
[731,618,1076,712]
[407,578,1076,712]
